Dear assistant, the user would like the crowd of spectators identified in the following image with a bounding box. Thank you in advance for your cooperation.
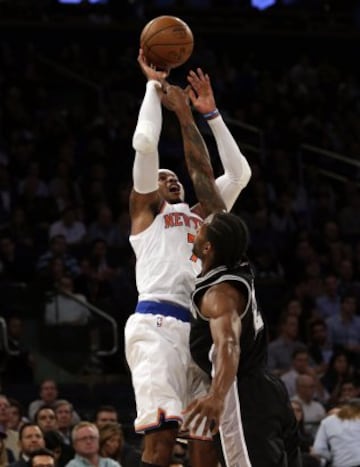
[0,4,359,465]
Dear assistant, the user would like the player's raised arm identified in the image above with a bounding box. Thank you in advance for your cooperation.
[129,49,169,235]
[187,68,252,211]
[161,83,225,218]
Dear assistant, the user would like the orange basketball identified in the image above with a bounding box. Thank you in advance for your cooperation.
[140,15,194,70]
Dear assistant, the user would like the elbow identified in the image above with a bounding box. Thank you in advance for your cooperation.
[132,120,159,154]
[232,160,252,191]
[241,161,252,188]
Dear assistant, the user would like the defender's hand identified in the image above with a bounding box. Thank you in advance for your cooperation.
[187,68,217,115]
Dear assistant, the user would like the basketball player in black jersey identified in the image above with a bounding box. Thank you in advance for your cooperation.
[183,212,302,467]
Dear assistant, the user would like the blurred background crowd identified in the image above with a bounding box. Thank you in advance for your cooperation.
[0,0,360,466]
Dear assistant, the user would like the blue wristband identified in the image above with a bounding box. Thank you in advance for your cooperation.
[202,108,220,120]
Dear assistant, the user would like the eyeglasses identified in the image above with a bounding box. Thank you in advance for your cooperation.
[76,435,98,442]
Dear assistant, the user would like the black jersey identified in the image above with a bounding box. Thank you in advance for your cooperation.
[190,261,268,378]
[190,262,301,467]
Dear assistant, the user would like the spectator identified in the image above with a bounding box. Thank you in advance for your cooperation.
[28,448,55,467]
[268,313,306,375]
[8,399,27,432]
[281,349,327,402]
[292,374,326,438]
[331,378,360,410]
[28,380,80,426]
[312,398,360,467]
[306,318,333,375]
[44,430,74,467]
[34,406,58,433]
[44,275,90,326]
[86,205,124,248]
[48,206,86,246]
[320,350,354,408]
[36,235,80,278]
[326,293,360,363]
[28,380,59,422]
[0,424,15,466]
[9,423,45,467]
[54,401,76,446]
[290,400,321,467]
[315,273,341,319]
[65,422,121,467]
[94,407,118,430]
[98,423,140,467]
[1,315,34,384]
[0,395,19,460]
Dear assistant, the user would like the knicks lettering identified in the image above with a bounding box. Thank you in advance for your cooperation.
[163,212,202,230]
[187,233,198,262]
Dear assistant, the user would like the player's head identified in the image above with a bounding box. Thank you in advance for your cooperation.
[193,212,249,268]
[158,169,184,203]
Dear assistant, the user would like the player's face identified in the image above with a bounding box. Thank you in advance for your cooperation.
[192,223,209,260]
[158,170,182,204]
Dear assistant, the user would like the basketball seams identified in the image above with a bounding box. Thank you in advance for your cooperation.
[141,26,192,48]
[140,15,193,69]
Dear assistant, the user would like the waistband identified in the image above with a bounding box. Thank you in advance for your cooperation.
[136,301,191,323]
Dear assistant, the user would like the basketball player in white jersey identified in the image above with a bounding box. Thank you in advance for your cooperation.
[125,49,251,467]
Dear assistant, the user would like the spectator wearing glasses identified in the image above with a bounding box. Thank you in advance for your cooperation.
[65,422,121,467]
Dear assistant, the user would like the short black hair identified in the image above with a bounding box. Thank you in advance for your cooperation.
[28,448,55,466]
[43,430,63,451]
[19,423,42,441]
[207,212,249,267]
[94,405,118,418]
[34,405,56,424]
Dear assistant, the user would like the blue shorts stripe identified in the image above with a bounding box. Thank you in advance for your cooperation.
[136,301,191,323]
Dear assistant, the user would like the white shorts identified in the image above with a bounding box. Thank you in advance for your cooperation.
[125,312,210,435]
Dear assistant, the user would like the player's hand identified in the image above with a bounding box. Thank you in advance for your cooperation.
[182,393,224,436]
[137,49,169,82]
[186,68,217,114]
[161,83,190,114]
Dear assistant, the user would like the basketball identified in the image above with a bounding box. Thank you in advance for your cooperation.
[140,15,194,70]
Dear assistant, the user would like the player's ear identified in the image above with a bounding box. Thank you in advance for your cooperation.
[203,241,211,254]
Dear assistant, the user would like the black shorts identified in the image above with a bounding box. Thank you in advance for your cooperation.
[215,370,302,467]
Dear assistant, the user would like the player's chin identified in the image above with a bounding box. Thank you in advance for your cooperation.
[166,193,182,204]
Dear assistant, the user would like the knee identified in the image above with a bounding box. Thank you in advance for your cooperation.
[132,121,158,153]
[143,430,177,466]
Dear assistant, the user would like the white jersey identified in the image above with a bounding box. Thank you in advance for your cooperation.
[129,201,203,309]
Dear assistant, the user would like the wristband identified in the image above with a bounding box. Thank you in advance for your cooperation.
[202,108,220,120]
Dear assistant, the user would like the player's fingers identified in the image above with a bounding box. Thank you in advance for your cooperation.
[184,84,192,94]
[196,68,206,80]
[201,416,210,437]
[191,413,203,435]
[188,70,200,85]
[182,400,197,415]
[187,88,197,104]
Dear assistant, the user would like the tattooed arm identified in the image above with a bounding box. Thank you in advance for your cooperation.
[161,84,226,217]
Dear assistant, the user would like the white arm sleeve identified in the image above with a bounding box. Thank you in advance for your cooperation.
[132,80,162,194]
[208,114,252,211]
